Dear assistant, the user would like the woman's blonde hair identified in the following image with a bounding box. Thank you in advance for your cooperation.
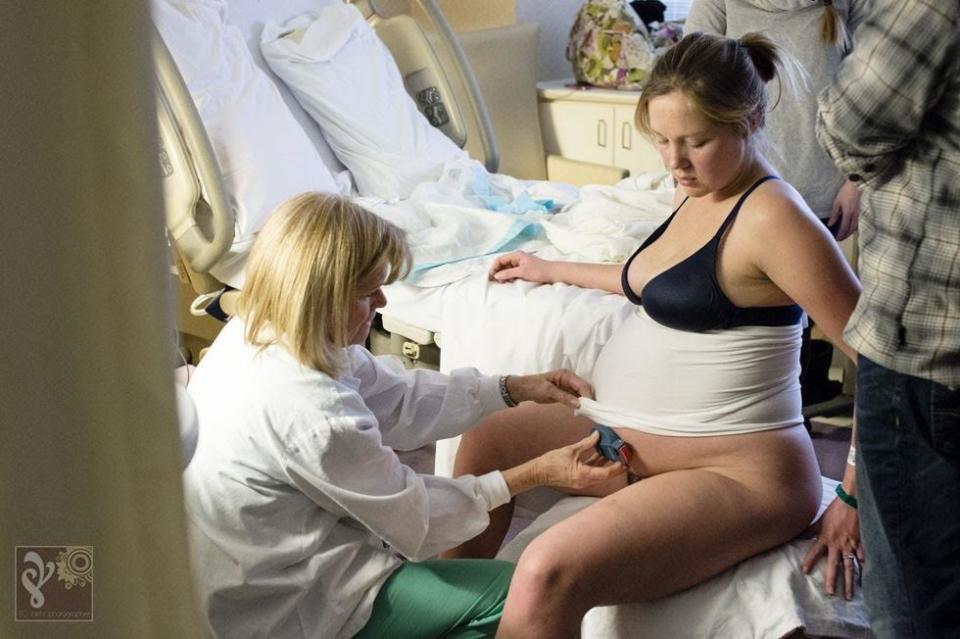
[635,31,783,139]
[238,192,411,376]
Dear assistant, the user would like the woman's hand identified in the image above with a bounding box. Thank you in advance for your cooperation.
[801,495,863,600]
[828,179,861,241]
[506,370,594,409]
[533,432,628,491]
[489,251,555,284]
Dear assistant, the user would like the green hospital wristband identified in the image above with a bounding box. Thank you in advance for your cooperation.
[835,483,858,509]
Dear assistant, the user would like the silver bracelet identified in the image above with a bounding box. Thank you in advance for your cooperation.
[499,375,518,408]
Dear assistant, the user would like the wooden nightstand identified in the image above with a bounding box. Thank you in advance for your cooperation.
[537,80,663,177]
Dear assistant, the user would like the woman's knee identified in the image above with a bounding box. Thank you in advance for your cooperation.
[456,416,513,473]
[508,536,591,614]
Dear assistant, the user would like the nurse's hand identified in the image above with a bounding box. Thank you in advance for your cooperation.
[505,370,594,409]
[489,251,555,284]
[503,432,627,496]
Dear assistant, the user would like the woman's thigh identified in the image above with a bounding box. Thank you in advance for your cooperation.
[461,403,592,466]
[456,403,627,496]
[355,559,515,639]
[516,465,819,605]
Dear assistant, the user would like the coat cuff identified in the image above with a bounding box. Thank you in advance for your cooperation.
[478,374,509,413]
[475,470,512,510]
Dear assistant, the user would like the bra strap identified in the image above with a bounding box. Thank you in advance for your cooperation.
[714,175,779,238]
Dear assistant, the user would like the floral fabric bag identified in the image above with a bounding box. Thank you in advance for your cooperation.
[566,0,657,90]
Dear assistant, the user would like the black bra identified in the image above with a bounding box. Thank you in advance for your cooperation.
[621,176,803,332]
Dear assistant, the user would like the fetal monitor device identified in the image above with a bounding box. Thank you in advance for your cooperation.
[593,424,632,465]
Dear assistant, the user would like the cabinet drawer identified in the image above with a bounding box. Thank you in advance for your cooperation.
[538,101,615,167]
[613,105,663,173]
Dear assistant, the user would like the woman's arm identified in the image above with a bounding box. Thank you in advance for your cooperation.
[351,347,593,451]
[283,400,621,562]
[501,431,625,495]
[801,416,862,600]
[282,399,514,561]
[817,2,957,189]
[489,251,624,294]
[744,184,863,597]
[748,186,860,362]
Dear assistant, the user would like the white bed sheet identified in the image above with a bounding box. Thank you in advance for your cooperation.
[380,171,676,350]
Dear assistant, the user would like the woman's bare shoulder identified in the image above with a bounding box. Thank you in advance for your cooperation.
[738,178,819,235]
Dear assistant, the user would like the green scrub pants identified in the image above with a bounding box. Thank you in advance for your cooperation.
[354,559,516,639]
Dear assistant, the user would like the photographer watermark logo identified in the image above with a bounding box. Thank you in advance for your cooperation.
[15,546,93,622]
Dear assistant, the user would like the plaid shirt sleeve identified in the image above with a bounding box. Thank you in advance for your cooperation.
[816,2,959,188]
[816,0,960,387]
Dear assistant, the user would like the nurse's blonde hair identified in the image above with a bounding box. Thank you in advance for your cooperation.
[239,192,410,376]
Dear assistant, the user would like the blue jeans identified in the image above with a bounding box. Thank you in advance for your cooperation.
[856,356,960,638]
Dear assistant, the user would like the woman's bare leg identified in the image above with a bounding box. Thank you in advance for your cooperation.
[496,460,821,638]
[444,402,627,558]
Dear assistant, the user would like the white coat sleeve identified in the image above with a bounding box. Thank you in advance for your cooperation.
[345,346,507,451]
[279,390,511,561]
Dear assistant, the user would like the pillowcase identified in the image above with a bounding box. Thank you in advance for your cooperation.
[260,4,467,201]
[152,0,340,287]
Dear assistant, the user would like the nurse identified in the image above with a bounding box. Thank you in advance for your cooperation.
[182,192,624,639]
[449,32,863,637]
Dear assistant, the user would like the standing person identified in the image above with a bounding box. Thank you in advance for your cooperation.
[446,32,863,637]
[685,0,868,240]
[182,192,625,639]
[686,0,870,421]
[817,2,960,637]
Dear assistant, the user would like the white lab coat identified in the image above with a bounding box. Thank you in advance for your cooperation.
[184,319,511,639]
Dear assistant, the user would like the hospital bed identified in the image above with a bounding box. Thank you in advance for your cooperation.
[153,1,873,636]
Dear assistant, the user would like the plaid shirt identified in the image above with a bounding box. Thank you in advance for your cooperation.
[817,1,960,388]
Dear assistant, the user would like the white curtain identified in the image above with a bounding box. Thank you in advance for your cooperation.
[0,1,206,636]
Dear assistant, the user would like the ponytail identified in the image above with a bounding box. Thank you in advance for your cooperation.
[738,32,780,84]
[820,2,851,50]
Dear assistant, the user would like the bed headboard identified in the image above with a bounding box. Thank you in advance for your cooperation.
[154,0,498,294]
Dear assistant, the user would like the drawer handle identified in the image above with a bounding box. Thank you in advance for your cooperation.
[621,122,632,150]
[597,120,607,147]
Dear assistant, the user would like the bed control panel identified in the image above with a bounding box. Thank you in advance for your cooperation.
[404,67,464,146]
[414,85,449,128]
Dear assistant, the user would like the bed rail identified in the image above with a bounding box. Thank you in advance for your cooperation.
[153,26,233,282]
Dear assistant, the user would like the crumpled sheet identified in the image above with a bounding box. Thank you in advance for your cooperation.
[359,157,579,287]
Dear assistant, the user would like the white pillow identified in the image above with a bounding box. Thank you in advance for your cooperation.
[260,5,467,201]
[152,0,340,287]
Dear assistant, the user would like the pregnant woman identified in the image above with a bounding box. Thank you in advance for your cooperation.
[445,32,863,638]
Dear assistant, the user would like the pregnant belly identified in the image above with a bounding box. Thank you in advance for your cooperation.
[585,308,803,436]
